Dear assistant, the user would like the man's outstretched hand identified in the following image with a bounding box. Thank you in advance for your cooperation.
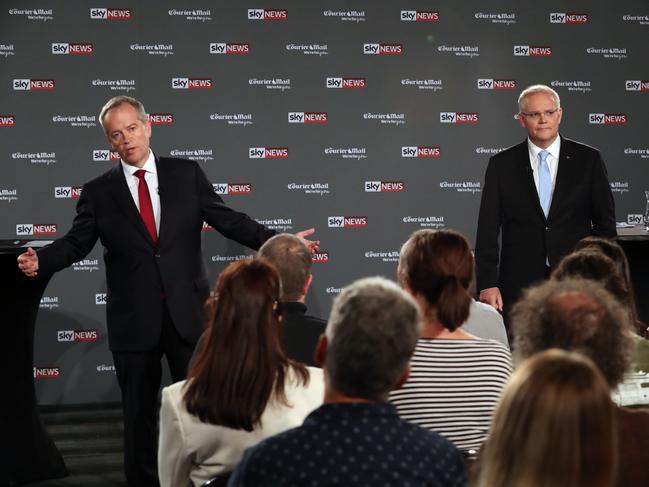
[295,228,320,254]
[17,247,39,277]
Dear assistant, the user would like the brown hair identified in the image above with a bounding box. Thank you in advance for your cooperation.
[475,349,617,487]
[258,233,312,302]
[183,259,308,431]
[398,229,473,331]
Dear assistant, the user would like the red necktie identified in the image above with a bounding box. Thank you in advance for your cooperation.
[134,169,158,244]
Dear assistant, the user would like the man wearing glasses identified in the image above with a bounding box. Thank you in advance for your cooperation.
[475,84,616,322]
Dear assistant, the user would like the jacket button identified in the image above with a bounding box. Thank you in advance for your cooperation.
[545,227,550,232]
[155,253,161,258]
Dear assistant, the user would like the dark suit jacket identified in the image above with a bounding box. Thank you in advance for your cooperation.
[475,137,616,308]
[38,157,275,352]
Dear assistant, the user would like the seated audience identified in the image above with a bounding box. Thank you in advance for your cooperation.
[475,349,617,487]
[229,277,467,487]
[511,278,649,487]
[158,260,324,487]
[389,229,512,454]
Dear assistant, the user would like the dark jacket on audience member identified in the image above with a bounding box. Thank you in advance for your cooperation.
[616,406,649,486]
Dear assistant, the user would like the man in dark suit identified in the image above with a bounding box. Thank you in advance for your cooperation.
[16,96,318,486]
[475,84,616,319]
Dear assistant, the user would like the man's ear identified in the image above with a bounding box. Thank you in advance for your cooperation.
[393,364,411,391]
[303,273,313,296]
[314,334,328,367]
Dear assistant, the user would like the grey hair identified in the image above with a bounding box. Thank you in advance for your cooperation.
[518,84,561,113]
[99,96,148,132]
[325,276,422,401]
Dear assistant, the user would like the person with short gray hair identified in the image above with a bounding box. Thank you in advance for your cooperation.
[229,277,467,487]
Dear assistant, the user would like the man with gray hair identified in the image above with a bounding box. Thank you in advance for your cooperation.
[229,277,467,486]
[475,84,616,321]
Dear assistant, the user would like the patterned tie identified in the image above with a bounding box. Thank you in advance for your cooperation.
[134,169,158,244]
[538,150,552,217]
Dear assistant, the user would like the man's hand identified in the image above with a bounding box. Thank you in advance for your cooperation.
[479,287,503,312]
[17,247,39,277]
[295,228,320,254]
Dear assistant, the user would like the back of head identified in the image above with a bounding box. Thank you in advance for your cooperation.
[575,236,630,283]
[476,349,617,487]
[398,229,473,331]
[511,278,633,388]
[258,233,311,301]
[184,259,307,430]
[325,277,421,401]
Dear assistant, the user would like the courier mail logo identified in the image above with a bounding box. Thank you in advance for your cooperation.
[550,13,588,24]
[54,187,82,199]
[440,112,479,123]
[16,224,57,236]
[326,77,366,89]
[328,216,368,228]
[248,9,287,20]
[147,113,174,124]
[363,43,403,55]
[400,10,440,22]
[213,183,252,195]
[0,115,15,126]
[514,45,552,56]
[90,8,132,20]
[209,43,250,54]
[589,113,628,124]
[477,79,517,90]
[364,181,405,192]
[401,146,441,157]
[288,112,328,123]
[57,330,99,342]
[171,77,213,89]
[13,79,55,90]
[249,147,289,158]
[626,80,649,91]
[51,43,94,55]
[93,149,120,161]
[34,367,60,378]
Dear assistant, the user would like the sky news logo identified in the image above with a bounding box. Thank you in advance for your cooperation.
[147,113,174,124]
[171,77,213,89]
[52,42,93,55]
[248,9,287,20]
[95,293,107,304]
[400,10,439,22]
[90,8,132,19]
[249,147,289,158]
[440,112,479,123]
[514,45,552,56]
[328,216,368,228]
[16,224,57,236]
[13,79,55,90]
[628,214,643,225]
[288,112,328,123]
[213,183,252,194]
[209,43,250,54]
[363,43,403,55]
[364,181,405,192]
[550,13,588,24]
[34,367,60,378]
[54,186,82,198]
[312,251,329,263]
[0,115,15,126]
[589,113,627,124]
[477,79,516,90]
[626,80,649,91]
[326,77,366,89]
[93,149,120,161]
[401,146,441,157]
[57,330,99,342]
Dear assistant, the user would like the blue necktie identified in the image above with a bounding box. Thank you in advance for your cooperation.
[538,150,552,217]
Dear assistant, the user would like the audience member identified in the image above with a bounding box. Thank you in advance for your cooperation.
[158,260,324,487]
[229,277,467,487]
[511,278,649,487]
[389,229,512,454]
[475,349,617,487]
[463,299,509,347]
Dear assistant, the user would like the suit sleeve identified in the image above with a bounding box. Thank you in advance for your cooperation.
[158,387,191,487]
[589,151,617,238]
[475,156,502,291]
[195,165,276,250]
[37,184,100,277]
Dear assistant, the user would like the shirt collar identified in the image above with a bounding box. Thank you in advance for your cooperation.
[528,135,561,161]
[120,149,156,177]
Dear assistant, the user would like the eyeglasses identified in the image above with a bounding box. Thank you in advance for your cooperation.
[520,109,560,120]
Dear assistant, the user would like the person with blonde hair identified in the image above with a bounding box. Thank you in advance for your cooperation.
[475,349,617,487]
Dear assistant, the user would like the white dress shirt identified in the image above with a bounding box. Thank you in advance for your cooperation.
[527,135,561,195]
[120,149,161,233]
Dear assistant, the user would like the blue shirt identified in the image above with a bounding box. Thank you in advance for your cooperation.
[228,402,467,487]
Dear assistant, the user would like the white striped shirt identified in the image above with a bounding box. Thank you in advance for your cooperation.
[389,338,512,452]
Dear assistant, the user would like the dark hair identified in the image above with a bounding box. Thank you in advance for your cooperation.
[258,233,311,302]
[184,259,309,431]
[398,229,473,331]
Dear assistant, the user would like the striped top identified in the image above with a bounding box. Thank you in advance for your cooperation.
[389,338,512,452]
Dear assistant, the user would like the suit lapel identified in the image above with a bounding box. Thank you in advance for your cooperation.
[548,137,574,222]
[155,156,172,244]
[514,141,546,221]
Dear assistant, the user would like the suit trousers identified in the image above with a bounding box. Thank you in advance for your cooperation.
[113,300,195,487]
